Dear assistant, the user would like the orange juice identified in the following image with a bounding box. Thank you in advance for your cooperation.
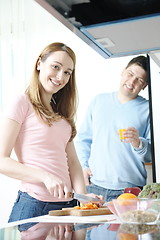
[118,129,127,141]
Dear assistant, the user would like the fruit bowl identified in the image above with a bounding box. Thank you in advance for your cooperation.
[107,191,141,216]
[113,198,160,224]
[107,201,118,216]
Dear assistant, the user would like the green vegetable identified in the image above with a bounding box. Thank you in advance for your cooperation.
[138,183,160,199]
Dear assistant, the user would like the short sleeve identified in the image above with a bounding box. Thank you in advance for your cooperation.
[1,94,29,124]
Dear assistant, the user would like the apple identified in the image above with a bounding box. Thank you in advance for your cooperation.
[124,187,141,196]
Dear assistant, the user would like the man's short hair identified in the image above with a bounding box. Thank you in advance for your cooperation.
[126,55,147,72]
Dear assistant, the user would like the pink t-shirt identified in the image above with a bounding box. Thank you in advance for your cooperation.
[2,94,73,201]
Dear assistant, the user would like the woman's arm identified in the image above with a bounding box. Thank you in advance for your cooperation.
[0,118,67,196]
[67,141,104,203]
[0,118,46,182]
[66,141,87,194]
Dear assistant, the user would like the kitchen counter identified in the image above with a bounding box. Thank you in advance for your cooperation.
[0,214,160,239]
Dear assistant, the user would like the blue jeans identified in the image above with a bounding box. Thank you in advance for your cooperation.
[8,191,78,223]
[86,183,124,202]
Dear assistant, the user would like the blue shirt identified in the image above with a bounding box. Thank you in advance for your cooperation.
[75,92,151,189]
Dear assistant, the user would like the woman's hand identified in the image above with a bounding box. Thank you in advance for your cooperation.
[46,224,73,240]
[86,193,105,206]
[20,222,73,240]
[42,171,70,199]
[77,193,104,206]
[46,223,86,240]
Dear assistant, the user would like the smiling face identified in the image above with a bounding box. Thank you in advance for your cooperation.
[118,63,147,102]
[37,51,74,99]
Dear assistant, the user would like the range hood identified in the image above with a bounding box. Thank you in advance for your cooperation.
[35,0,160,65]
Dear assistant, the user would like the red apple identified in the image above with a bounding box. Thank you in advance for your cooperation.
[124,187,141,196]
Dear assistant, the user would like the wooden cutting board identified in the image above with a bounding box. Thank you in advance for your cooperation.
[49,206,112,216]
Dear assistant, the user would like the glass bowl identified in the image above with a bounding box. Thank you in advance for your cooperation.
[107,201,118,216]
[113,198,160,224]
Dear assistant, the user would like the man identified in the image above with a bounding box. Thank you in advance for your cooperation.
[75,56,151,201]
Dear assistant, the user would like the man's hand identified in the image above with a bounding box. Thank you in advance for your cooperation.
[122,127,140,148]
[83,168,93,185]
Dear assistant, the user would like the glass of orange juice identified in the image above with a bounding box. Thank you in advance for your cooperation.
[118,129,127,142]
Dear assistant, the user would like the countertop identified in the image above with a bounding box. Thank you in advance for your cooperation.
[1,214,160,240]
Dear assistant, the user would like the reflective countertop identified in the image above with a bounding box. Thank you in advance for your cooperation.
[0,215,160,240]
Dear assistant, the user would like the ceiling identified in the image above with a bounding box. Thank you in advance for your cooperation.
[35,0,160,66]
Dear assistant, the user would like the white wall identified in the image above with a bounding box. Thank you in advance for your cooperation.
[0,0,149,225]
[150,57,160,182]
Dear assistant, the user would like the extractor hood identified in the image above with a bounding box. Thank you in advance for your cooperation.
[35,0,160,65]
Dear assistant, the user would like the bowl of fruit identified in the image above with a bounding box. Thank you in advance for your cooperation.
[113,195,160,224]
[107,187,141,216]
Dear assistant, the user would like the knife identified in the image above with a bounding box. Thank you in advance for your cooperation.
[72,223,102,231]
[70,192,104,204]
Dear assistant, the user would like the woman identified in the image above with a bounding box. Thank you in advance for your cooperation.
[0,42,101,222]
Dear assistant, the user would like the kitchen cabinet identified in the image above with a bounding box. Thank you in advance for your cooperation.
[35,0,160,63]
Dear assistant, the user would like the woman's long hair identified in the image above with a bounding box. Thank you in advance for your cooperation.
[25,42,78,140]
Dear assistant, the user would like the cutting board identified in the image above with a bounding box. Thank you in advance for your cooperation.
[49,206,112,216]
